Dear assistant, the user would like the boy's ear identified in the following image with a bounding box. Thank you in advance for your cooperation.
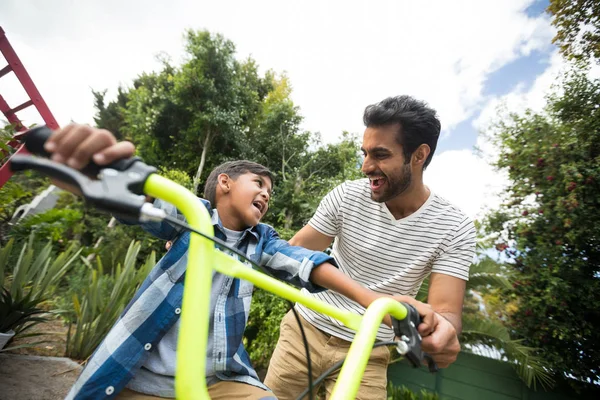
[217,173,231,194]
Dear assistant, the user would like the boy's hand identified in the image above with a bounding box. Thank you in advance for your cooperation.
[44,124,135,170]
[41,124,135,195]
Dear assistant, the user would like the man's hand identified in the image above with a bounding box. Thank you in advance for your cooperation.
[44,124,134,170]
[387,296,460,368]
[420,313,460,368]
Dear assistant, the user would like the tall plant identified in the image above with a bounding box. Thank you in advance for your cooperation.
[65,240,155,360]
[0,235,81,348]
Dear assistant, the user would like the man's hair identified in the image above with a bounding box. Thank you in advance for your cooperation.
[203,160,273,207]
[363,95,441,169]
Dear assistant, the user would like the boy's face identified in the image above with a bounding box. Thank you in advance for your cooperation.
[225,172,272,229]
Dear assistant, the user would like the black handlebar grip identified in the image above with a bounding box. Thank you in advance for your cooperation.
[22,125,137,177]
[22,125,54,158]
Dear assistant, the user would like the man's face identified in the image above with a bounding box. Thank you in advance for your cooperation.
[361,124,412,203]
[228,172,272,229]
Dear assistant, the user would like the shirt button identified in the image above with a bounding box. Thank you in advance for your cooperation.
[105,386,114,395]
[175,308,181,315]
[144,343,152,351]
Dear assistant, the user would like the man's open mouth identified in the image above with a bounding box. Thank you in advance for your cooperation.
[369,177,386,190]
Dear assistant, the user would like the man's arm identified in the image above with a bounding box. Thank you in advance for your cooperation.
[420,273,466,368]
[289,225,334,251]
[428,273,465,334]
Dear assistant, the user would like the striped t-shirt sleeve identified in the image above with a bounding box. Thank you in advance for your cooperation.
[431,216,476,280]
[307,182,346,237]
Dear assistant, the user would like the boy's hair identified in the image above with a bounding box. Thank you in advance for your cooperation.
[363,95,441,169]
[203,160,274,207]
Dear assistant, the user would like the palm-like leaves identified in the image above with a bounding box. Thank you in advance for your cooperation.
[461,315,554,389]
[462,256,553,389]
[417,254,553,389]
[0,235,81,350]
[0,287,47,334]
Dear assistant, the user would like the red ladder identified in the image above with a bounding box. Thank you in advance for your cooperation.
[0,26,59,189]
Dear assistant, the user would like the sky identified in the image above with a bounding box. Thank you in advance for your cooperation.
[0,0,570,220]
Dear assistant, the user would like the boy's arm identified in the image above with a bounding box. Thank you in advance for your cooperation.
[309,262,435,329]
[263,229,436,329]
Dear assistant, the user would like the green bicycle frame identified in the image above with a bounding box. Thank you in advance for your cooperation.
[144,174,409,400]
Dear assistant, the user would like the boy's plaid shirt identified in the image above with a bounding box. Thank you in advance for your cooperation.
[66,198,335,399]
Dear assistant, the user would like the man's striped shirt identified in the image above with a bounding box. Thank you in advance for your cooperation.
[296,178,476,341]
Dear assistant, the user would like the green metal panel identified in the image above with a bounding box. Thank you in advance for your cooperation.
[387,352,598,400]
[441,361,523,398]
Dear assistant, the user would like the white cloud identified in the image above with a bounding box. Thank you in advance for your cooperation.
[1,0,554,143]
[430,46,600,221]
[425,51,565,220]
[425,149,508,220]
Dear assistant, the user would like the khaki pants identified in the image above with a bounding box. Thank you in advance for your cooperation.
[264,310,390,400]
[117,382,276,399]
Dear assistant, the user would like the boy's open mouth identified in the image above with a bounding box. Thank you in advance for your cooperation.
[369,177,386,191]
[252,200,265,214]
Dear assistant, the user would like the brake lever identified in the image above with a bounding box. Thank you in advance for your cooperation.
[9,155,157,222]
[392,302,439,373]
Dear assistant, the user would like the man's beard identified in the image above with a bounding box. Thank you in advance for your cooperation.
[371,163,412,203]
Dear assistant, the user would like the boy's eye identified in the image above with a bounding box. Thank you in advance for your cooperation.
[256,179,262,187]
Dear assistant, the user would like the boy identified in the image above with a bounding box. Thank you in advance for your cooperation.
[43,125,434,400]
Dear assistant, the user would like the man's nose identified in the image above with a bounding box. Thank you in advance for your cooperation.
[361,156,374,175]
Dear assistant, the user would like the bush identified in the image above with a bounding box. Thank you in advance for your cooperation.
[387,382,439,400]
[10,208,83,243]
[245,288,289,369]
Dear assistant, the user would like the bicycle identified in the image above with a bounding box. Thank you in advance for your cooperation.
[9,125,437,400]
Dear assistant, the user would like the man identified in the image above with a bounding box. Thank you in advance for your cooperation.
[265,95,476,399]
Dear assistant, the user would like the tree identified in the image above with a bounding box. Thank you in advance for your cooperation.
[483,69,600,389]
[92,87,128,140]
[244,75,362,231]
[548,0,600,63]
[114,30,272,194]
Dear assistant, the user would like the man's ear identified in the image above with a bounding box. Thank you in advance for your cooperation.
[217,173,231,194]
[411,144,431,168]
